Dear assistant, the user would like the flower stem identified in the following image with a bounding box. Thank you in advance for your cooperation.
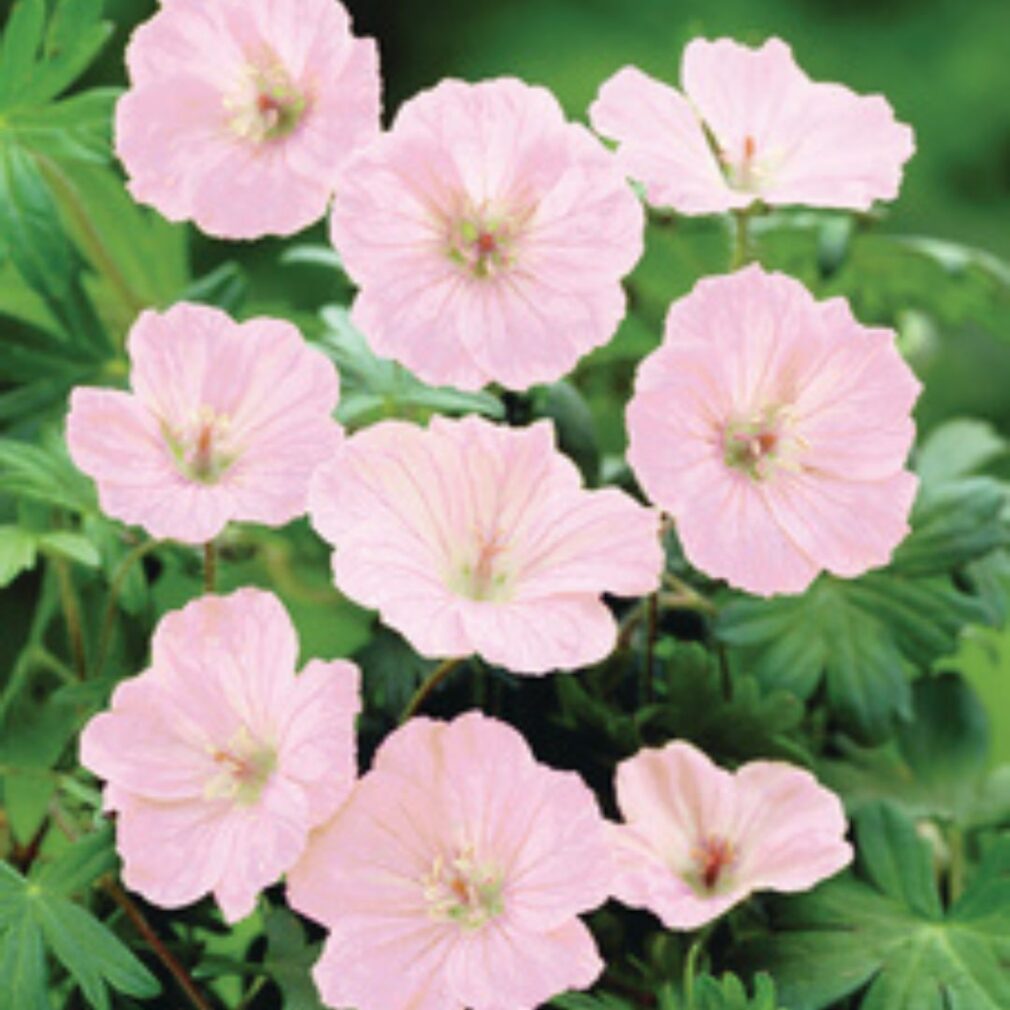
[203,541,218,594]
[400,657,463,723]
[104,879,216,1010]
[644,592,659,702]
[52,557,87,679]
[730,208,753,269]
[95,539,161,677]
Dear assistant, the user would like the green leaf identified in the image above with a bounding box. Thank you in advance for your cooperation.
[35,824,118,897]
[915,419,1007,485]
[0,862,160,1010]
[0,0,111,109]
[0,911,51,1010]
[735,804,1010,1010]
[7,88,118,164]
[820,673,996,825]
[2,768,55,843]
[717,569,990,742]
[642,642,808,763]
[0,525,37,585]
[319,306,503,426]
[36,530,101,568]
[890,477,1009,576]
[694,973,784,1010]
[182,261,249,313]
[532,380,600,483]
[0,434,97,512]
[0,142,107,347]
[262,905,326,1010]
[0,0,47,105]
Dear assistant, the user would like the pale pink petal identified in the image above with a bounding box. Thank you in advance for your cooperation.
[117,0,381,239]
[732,762,853,893]
[290,714,610,1010]
[310,416,658,673]
[682,37,913,210]
[331,77,641,390]
[609,741,852,930]
[448,919,602,1010]
[81,590,359,922]
[589,66,739,213]
[674,461,820,596]
[277,658,361,824]
[626,266,919,595]
[312,919,456,1010]
[69,304,341,543]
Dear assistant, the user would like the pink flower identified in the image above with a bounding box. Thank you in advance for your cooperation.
[308,415,662,673]
[609,741,852,930]
[67,303,341,545]
[288,712,611,1010]
[79,589,361,923]
[330,77,644,391]
[116,0,381,239]
[626,265,920,596]
[590,37,914,214]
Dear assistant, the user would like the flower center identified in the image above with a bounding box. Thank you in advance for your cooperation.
[448,210,518,279]
[227,62,306,143]
[687,834,736,894]
[722,408,789,481]
[423,849,504,931]
[163,406,236,484]
[204,727,277,806]
[451,526,513,601]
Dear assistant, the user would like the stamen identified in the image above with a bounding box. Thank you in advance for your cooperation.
[689,835,736,893]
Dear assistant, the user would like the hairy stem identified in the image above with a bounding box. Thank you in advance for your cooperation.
[104,879,216,1010]
[400,657,463,723]
[52,557,87,679]
[730,208,753,269]
[203,541,218,594]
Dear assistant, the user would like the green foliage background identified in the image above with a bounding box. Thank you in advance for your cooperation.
[1,1,1009,1009]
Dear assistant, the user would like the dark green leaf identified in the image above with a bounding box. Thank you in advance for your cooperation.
[890,478,1009,576]
[0,861,160,1010]
[262,905,325,1010]
[736,804,1010,1010]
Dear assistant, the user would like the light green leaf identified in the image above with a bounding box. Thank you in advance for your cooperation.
[0,142,107,348]
[8,88,118,164]
[0,525,37,585]
[36,530,101,568]
[0,434,97,512]
[915,419,1007,485]
[319,306,503,426]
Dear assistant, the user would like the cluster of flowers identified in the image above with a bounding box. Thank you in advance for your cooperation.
[82,588,852,1010]
[66,0,922,1006]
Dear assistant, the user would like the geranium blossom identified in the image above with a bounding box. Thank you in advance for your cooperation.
[308,415,662,673]
[116,0,381,238]
[590,37,914,214]
[609,741,852,929]
[626,265,920,596]
[287,712,611,1010]
[66,303,341,545]
[80,589,361,923]
[330,77,645,390]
